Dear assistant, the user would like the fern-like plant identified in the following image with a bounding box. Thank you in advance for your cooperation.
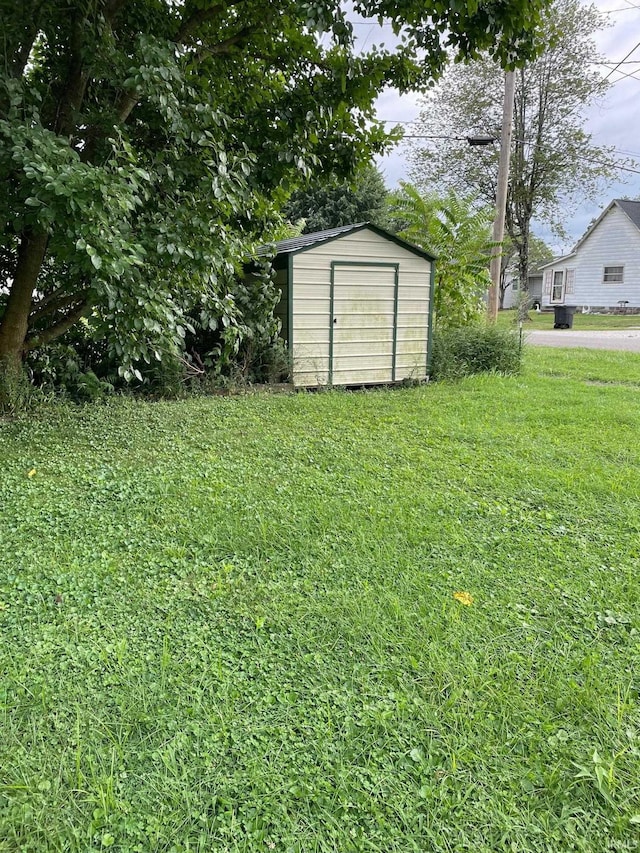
[387,184,497,328]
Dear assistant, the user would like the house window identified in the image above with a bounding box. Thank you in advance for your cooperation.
[512,281,519,291]
[551,271,564,302]
[603,265,624,283]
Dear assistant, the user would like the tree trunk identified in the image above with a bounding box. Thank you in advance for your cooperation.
[0,230,48,377]
[516,225,530,320]
[518,226,529,294]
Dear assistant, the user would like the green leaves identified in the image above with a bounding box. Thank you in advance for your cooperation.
[284,164,388,232]
[387,185,495,328]
[1,0,553,386]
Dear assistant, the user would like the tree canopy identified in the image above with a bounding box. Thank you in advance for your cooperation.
[283,165,388,233]
[407,0,623,293]
[0,0,553,400]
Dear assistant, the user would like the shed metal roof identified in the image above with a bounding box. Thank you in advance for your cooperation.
[257,224,367,255]
[256,222,436,262]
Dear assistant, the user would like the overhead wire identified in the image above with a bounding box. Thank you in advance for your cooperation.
[601,4,640,11]
[601,38,640,80]
[606,66,640,81]
[397,132,640,175]
[402,125,640,175]
[379,122,640,161]
[357,23,378,55]
[514,136,640,175]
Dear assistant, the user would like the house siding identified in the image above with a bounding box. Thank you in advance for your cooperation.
[542,205,640,310]
[502,274,543,310]
[291,229,431,386]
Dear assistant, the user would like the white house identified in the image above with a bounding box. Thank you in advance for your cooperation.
[248,224,435,387]
[540,199,640,312]
[502,270,543,310]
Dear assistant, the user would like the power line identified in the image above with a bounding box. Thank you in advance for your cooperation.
[351,20,394,27]
[402,134,475,140]
[613,146,640,157]
[602,38,640,81]
[602,4,640,11]
[609,67,640,81]
[357,23,378,55]
[401,133,640,175]
[514,136,640,174]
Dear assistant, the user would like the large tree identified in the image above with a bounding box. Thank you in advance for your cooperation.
[0,0,551,399]
[407,0,623,298]
[283,164,388,233]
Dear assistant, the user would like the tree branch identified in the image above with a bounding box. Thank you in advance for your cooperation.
[29,289,88,322]
[24,301,90,351]
[175,1,248,44]
[114,91,140,124]
[53,18,91,137]
[193,25,259,61]
[195,26,260,62]
[110,10,257,130]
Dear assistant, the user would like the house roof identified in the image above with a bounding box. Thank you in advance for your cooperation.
[539,252,575,269]
[540,198,640,269]
[256,222,436,262]
[617,198,640,230]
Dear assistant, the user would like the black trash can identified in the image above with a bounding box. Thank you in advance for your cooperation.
[553,305,575,329]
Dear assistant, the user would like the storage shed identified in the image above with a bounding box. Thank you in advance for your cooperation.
[252,223,435,387]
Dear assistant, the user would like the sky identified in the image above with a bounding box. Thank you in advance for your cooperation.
[363,0,640,254]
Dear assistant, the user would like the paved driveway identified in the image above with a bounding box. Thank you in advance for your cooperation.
[526,329,640,353]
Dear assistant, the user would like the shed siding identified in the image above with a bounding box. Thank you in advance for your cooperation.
[542,205,640,309]
[291,229,431,386]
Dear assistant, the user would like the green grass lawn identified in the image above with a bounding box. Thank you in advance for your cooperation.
[1,349,640,852]
[498,308,640,331]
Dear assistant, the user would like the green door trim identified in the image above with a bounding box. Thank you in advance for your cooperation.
[391,264,400,382]
[329,261,400,385]
[426,261,436,378]
[287,254,294,356]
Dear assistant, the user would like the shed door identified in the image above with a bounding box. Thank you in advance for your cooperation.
[330,263,398,385]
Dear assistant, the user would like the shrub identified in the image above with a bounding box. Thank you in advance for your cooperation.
[236,335,291,384]
[26,340,116,402]
[430,325,522,381]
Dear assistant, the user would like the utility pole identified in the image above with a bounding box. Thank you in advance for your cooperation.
[488,69,515,322]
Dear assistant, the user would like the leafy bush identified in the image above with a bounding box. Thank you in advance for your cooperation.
[19,261,289,401]
[430,325,522,380]
[236,335,291,384]
[26,335,117,402]
[386,185,494,329]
